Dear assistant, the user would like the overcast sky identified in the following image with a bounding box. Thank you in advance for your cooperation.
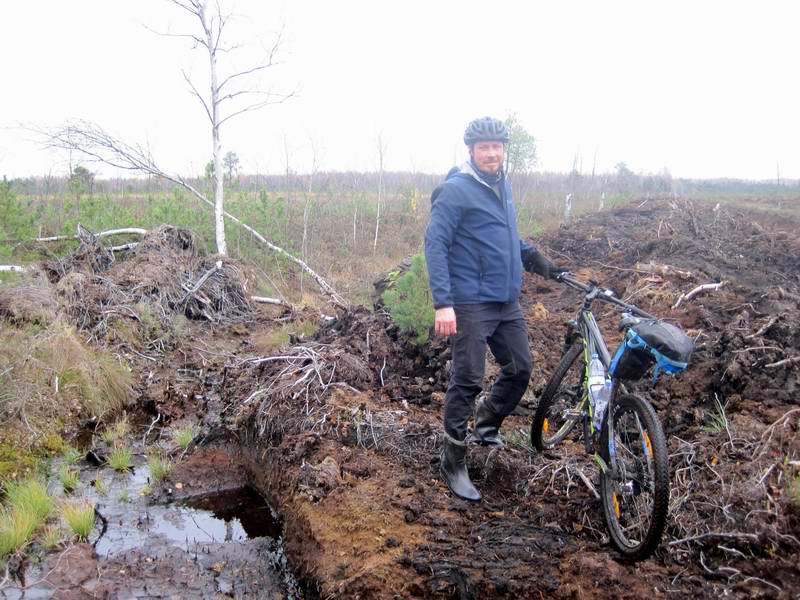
[1,0,798,180]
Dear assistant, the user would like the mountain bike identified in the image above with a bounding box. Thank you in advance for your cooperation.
[530,274,687,561]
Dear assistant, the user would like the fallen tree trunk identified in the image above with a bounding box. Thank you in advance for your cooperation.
[36,228,148,243]
[0,266,26,272]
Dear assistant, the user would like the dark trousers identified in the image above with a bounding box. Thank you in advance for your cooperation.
[443,301,533,441]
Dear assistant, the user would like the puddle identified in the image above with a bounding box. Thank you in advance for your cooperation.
[93,480,283,557]
[2,449,308,599]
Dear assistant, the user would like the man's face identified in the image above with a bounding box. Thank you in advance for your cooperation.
[470,141,505,175]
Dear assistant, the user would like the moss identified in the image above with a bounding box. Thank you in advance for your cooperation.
[38,433,67,456]
[0,443,40,484]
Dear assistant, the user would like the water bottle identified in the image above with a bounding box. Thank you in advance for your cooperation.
[588,353,612,430]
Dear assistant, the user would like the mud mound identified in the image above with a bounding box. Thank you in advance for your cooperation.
[314,306,451,401]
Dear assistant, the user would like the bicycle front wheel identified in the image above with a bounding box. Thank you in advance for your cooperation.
[531,343,586,451]
[599,393,669,561]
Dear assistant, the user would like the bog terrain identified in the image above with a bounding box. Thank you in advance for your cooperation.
[0,198,798,599]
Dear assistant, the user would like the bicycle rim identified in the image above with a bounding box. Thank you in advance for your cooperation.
[533,344,585,449]
[600,394,669,561]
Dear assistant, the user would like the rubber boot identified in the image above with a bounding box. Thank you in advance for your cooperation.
[440,435,481,502]
[468,396,505,448]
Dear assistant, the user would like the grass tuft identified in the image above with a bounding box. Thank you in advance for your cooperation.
[107,446,133,472]
[172,424,199,451]
[5,478,54,522]
[117,489,131,503]
[58,465,80,494]
[62,447,82,465]
[702,396,729,434]
[101,416,130,445]
[40,524,63,550]
[93,477,108,496]
[0,507,38,557]
[61,501,95,541]
[147,453,172,483]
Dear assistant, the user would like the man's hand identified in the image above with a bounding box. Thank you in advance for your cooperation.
[435,307,457,337]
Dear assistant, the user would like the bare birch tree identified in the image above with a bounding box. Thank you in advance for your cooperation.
[372,132,387,255]
[154,0,294,255]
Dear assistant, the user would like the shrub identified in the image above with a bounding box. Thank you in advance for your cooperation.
[382,254,435,345]
[61,501,95,541]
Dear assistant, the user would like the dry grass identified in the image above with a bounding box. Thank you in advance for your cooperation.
[0,312,134,440]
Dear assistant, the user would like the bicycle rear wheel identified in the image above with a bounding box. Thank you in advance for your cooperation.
[531,343,586,451]
[599,393,669,561]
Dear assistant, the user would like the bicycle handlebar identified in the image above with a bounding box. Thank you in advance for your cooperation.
[556,273,657,320]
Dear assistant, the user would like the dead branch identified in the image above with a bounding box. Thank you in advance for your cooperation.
[634,261,693,279]
[250,295,288,306]
[0,266,26,272]
[745,314,781,339]
[180,260,222,304]
[673,281,727,309]
[764,355,800,369]
[669,531,759,546]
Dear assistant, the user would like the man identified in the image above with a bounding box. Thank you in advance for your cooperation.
[424,116,565,502]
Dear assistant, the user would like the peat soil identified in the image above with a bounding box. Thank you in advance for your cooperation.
[4,199,799,598]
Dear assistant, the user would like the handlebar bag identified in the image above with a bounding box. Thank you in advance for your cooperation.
[610,321,694,381]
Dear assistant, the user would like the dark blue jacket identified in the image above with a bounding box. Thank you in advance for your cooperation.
[424,163,536,308]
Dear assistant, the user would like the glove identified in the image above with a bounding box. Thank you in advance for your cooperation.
[523,250,557,279]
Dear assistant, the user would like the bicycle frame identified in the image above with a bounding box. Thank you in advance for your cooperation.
[559,275,656,480]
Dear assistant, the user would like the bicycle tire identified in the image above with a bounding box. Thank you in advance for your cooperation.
[599,393,669,561]
[531,343,585,451]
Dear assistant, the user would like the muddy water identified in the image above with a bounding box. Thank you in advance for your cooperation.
[4,450,305,599]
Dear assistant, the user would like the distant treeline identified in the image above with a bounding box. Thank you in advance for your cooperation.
[6,169,799,200]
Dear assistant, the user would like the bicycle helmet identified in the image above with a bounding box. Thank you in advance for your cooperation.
[463,116,509,145]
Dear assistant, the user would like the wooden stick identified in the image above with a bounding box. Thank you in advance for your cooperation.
[673,281,727,309]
